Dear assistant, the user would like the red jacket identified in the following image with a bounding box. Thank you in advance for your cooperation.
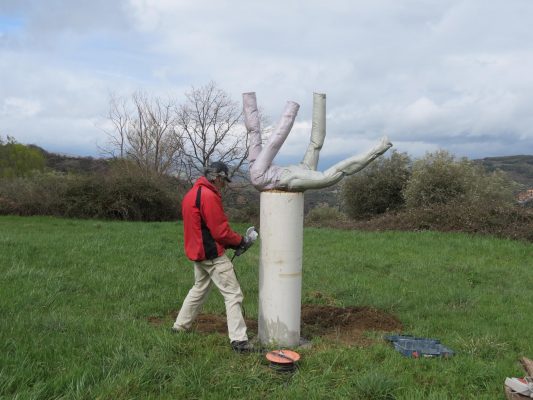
[182,177,242,261]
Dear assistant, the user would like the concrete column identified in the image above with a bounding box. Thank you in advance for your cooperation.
[258,190,304,347]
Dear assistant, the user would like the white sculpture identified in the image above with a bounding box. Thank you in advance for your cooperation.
[243,92,393,192]
[243,91,393,346]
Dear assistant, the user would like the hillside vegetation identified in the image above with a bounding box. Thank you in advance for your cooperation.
[314,150,533,243]
[474,155,533,188]
[2,138,532,241]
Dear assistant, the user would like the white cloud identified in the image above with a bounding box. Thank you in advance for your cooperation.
[1,0,532,160]
[1,97,42,117]
[404,97,442,127]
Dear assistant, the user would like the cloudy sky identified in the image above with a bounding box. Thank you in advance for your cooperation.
[1,0,532,166]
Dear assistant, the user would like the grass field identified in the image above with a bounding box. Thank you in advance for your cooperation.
[1,216,532,399]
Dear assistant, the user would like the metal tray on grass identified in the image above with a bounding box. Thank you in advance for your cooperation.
[385,335,455,358]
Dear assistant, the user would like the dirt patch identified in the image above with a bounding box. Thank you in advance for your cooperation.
[301,304,402,346]
[149,304,402,347]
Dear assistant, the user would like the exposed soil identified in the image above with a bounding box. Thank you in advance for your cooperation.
[149,304,402,347]
[301,304,402,346]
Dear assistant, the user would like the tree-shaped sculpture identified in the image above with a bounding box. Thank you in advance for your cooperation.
[242,92,393,347]
[243,92,392,192]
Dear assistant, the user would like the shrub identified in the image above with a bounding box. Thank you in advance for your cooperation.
[0,173,70,216]
[339,150,530,241]
[0,165,182,221]
[225,206,259,225]
[403,150,516,209]
[305,203,347,227]
[0,137,46,178]
[61,170,180,221]
[222,185,260,225]
[100,174,180,221]
[350,200,533,242]
[341,150,411,219]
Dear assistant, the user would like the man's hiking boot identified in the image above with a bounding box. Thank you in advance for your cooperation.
[231,340,254,353]
[170,326,187,334]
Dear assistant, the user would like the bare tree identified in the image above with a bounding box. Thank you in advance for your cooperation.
[101,92,184,176]
[176,81,248,185]
[101,83,250,183]
[103,94,128,159]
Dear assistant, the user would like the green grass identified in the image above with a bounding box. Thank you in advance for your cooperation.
[1,216,532,399]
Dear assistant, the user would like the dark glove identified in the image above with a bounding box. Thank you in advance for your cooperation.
[235,236,253,257]
[234,227,258,257]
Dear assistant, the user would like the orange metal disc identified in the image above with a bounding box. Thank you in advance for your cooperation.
[265,349,301,364]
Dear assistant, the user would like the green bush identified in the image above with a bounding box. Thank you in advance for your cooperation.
[0,166,182,221]
[0,137,45,178]
[305,203,347,227]
[0,173,70,216]
[403,150,516,209]
[225,206,259,225]
[222,185,260,225]
[339,150,531,241]
[341,150,411,219]
[101,174,180,221]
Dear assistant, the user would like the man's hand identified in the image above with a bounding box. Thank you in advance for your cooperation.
[234,227,258,257]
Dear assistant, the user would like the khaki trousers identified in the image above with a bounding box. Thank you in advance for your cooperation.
[173,254,248,342]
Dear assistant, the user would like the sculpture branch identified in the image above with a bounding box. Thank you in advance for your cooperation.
[242,92,393,192]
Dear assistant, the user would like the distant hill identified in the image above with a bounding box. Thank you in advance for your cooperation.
[32,145,533,202]
[474,155,533,188]
[29,145,110,175]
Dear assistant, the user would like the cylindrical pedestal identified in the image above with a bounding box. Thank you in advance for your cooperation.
[258,191,304,347]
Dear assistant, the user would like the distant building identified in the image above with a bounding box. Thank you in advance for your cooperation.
[517,189,533,204]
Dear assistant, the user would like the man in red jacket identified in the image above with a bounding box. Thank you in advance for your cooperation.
[172,161,254,353]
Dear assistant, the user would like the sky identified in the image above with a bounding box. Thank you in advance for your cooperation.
[1,0,532,167]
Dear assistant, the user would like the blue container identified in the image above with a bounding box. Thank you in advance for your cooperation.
[385,335,454,358]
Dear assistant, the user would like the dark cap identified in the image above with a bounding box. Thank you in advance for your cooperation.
[205,161,231,182]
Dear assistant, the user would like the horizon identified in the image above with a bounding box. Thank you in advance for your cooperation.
[18,139,533,173]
